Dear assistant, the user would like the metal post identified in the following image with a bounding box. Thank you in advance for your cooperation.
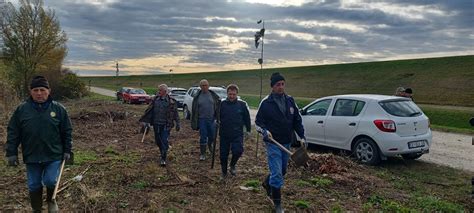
[256,20,265,160]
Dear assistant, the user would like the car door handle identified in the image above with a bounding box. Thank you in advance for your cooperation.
[349,122,356,126]
[317,120,324,124]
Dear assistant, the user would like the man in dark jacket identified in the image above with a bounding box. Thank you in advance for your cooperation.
[191,79,221,161]
[6,76,73,212]
[139,84,180,166]
[255,72,306,213]
[219,84,251,180]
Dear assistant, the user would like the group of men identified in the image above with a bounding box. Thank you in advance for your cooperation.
[6,73,304,212]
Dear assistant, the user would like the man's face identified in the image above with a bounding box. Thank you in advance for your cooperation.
[158,87,167,97]
[200,81,209,93]
[30,87,50,103]
[227,89,237,101]
[272,80,285,95]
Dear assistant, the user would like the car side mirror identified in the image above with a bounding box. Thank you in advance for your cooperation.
[300,108,306,115]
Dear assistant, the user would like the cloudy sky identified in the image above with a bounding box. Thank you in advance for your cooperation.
[8,0,474,76]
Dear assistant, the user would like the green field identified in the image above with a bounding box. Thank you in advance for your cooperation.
[82,55,474,106]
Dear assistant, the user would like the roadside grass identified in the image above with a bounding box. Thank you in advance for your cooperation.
[83,91,116,101]
[81,55,474,106]
[421,106,474,134]
[370,159,472,211]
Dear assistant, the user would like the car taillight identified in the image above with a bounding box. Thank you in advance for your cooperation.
[374,120,396,132]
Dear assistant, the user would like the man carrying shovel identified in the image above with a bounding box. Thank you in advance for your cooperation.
[5,76,73,212]
[255,72,306,213]
[140,84,180,166]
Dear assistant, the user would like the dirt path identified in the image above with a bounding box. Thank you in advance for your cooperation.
[91,87,474,172]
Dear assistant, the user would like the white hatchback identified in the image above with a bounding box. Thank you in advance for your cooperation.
[300,94,432,165]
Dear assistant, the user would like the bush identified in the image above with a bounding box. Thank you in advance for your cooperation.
[53,73,88,99]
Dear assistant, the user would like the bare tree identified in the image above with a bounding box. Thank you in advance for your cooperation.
[1,0,67,97]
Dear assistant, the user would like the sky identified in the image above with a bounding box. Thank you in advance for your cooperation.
[4,0,474,76]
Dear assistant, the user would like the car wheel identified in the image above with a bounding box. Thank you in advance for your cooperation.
[401,153,423,160]
[183,105,190,120]
[353,138,381,165]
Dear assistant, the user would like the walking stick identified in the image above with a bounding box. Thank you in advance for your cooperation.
[141,125,149,143]
[52,160,66,201]
[211,123,219,169]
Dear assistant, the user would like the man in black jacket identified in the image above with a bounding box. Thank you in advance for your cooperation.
[255,73,306,213]
[6,76,73,212]
[219,84,251,180]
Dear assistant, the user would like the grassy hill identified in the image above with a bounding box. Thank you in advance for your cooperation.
[82,55,474,106]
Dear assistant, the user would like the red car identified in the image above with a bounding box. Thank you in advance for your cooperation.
[122,88,152,104]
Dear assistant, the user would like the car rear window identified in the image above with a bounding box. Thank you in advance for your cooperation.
[171,90,186,95]
[379,100,422,117]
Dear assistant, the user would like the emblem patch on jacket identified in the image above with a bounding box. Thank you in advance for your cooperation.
[290,107,294,114]
[50,112,56,118]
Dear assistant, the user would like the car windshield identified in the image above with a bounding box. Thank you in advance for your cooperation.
[171,90,186,95]
[211,89,227,99]
[379,100,422,117]
[130,89,146,94]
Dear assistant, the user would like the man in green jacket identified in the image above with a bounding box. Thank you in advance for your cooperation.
[5,76,73,213]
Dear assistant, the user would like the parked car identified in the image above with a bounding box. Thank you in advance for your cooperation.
[182,86,227,120]
[168,87,187,108]
[116,87,131,101]
[122,88,152,104]
[299,94,432,165]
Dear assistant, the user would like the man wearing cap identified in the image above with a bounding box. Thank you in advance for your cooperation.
[139,84,180,166]
[394,87,406,97]
[255,72,306,213]
[404,87,414,101]
[5,76,73,212]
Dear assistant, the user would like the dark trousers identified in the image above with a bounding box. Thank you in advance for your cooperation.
[220,135,244,175]
[153,124,170,160]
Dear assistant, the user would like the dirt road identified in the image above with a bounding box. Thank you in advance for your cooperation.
[91,87,474,172]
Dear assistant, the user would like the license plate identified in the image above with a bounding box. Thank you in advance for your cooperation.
[408,140,425,149]
[139,98,145,101]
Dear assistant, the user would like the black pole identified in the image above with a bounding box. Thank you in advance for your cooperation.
[256,20,265,160]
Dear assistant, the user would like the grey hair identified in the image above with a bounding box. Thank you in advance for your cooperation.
[158,84,168,93]
[199,79,209,86]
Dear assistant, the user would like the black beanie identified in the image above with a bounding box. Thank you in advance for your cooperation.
[30,76,50,89]
[270,72,285,87]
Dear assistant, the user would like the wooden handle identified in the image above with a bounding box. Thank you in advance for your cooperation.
[141,126,148,143]
[52,160,66,200]
[268,137,293,155]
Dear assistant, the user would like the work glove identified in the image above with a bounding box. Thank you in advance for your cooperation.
[63,153,71,161]
[261,129,272,141]
[301,137,308,149]
[7,156,18,167]
[176,124,181,132]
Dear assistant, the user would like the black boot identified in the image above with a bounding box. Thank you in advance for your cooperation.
[229,155,239,176]
[47,187,59,213]
[199,145,206,161]
[262,175,271,197]
[271,187,284,213]
[207,141,214,153]
[29,188,43,213]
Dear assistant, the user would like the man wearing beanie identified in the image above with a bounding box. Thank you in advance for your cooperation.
[6,76,73,212]
[255,72,306,213]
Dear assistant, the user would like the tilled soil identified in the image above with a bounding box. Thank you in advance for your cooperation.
[1,100,394,211]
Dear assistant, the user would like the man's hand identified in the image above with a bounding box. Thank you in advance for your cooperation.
[301,138,308,149]
[262,130,272,141]
[7,156,18,167]
[63,153,71,161]
[176,124,181,132]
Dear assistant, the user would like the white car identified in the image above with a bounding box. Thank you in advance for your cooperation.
[182,86,227,120]
[168,87,187,108]
[300,94,432,165]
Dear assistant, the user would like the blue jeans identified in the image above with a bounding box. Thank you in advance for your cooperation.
[266,142,290,189]
[153,124,170,160]
[220,136,244,174]
[26,160,62,192]
[198,118,216,146]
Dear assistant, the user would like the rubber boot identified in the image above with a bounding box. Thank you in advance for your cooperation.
[262,175,271,197]
[46,187,59,213]
[229,155,239,176]
[29,188,43,213]
[271,187,284,213]
[199,145,206,161]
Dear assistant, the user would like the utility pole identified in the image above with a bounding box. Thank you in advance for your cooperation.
[254,19,265,160]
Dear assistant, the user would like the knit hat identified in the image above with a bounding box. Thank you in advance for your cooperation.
[30,76,50,89]
[270,72,285,87]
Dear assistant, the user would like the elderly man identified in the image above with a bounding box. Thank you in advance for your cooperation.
[140,84,180,166]
[6,76,73,212]
[191,79,221,161]
[219,84,251,180]
[256,72,305,213]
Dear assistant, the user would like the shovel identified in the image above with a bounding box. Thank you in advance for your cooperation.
[268,137,309,167]
[52,160,66,201]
